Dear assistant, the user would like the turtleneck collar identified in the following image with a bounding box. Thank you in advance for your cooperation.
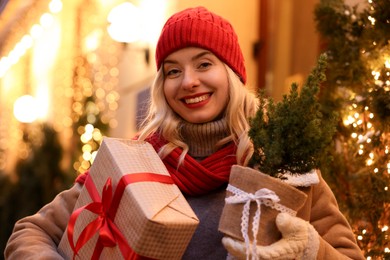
[179,118,231,159]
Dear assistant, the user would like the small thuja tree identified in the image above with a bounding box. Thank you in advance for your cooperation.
[249,54,337,177]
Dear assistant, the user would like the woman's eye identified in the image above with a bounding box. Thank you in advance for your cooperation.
[166,68,180,77]
[199,62,212,69]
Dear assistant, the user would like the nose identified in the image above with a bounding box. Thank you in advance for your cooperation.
[181,68,200,90]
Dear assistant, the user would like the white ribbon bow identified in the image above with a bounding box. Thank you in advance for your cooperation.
[225,184,281,260]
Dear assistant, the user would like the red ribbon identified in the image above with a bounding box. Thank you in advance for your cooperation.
[67,172,174,260]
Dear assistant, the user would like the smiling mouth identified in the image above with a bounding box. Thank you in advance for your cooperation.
[183,94,210,104]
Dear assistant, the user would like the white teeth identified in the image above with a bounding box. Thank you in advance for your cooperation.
[184,94,209,104]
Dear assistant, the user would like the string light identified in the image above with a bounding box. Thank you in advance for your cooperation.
[368,15,376,25]
[13,95,39,123]
[385,59,390,69]
[49,0,62,13]
[0,0,63,78]
[71,38,120,174]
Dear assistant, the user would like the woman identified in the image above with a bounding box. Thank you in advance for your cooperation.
[5,6,363,260]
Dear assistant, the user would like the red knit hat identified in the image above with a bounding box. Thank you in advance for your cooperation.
[155,6,247,84]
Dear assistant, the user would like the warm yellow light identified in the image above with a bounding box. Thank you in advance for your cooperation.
[368,15,376,25]
[82,151,92,161]
[13,42,27,58]
[85,124,94,133]
[107,2,142,43]
[385,59,390,69]
[30,24,44,39]
[0,57,9,77]
[81,133,92,143]
[0,0,62,79]
[8,49,21,65]
[13,95,39,123]
[84,29,102,53]
[49,0,63,13]
[344,115,355,125]
[366,158,373,166]
[138,0,167,43]
[40,13,54,28]
[28,84,49,121]
[82,144,92,153]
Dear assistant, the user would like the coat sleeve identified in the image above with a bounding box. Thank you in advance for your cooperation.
[309,174,365,260]
[4,183,82,260]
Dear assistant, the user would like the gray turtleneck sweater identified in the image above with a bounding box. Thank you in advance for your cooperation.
[179,119,231,260]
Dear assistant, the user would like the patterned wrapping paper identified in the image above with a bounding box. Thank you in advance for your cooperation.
[58,137,199,260]
[219,165,307,247]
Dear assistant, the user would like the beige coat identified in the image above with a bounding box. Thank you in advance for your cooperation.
[4,171,364,259]
[288,171,365,259]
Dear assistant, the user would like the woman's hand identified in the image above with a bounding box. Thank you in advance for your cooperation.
[222,213,320,260]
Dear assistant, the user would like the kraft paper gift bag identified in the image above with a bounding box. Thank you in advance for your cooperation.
[219,165,307,247]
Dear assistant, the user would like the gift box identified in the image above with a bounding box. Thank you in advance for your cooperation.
[58,137,199,260]
[219,165,307,248]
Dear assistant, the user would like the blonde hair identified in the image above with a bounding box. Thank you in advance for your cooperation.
[137,64,258,166]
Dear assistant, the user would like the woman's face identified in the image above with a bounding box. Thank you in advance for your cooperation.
[163,47,229,124]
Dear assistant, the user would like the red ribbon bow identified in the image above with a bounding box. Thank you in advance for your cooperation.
[67,172,174,260]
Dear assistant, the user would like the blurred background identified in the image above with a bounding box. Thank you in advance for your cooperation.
[0,0,389,258]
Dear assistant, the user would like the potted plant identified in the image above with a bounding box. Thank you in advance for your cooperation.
[248,53,336,178]
[219,53,337,249]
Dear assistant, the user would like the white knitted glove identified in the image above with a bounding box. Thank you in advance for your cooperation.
[222,213,320,260]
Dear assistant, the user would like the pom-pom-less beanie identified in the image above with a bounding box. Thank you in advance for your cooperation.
[155,6,247,84]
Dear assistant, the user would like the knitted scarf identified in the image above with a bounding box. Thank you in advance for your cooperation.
[75,134,237,196]
[146,133,237,195]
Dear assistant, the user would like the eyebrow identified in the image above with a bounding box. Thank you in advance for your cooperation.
[163,51,213,65]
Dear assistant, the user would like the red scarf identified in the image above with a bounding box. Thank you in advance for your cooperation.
[76,134,237,196]
[146,133,237,195]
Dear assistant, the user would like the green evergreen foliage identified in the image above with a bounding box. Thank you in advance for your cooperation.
[0,123,73,256]
[249,54,337,177]
[315,0,390,257]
